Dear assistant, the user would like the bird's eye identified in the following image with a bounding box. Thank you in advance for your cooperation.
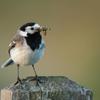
[31,27,34,30]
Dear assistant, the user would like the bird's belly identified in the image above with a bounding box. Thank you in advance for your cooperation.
[10,46,45,66]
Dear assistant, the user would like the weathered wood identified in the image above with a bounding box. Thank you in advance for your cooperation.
[0,76,93,100]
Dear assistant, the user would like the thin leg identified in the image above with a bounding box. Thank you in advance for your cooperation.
[14,64,22,85]
[32,65,42,100]
[32,65,38,77]
[32,65,42,83]
[17,64,20,80]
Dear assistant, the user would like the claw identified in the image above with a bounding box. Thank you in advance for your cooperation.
[29,76,42,85]
[14,77,22,85]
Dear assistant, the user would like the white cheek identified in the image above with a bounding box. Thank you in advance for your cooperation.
[33,24,40,29]
[19,31,27,37]
[25,28,34,34]
[27,30,33,34]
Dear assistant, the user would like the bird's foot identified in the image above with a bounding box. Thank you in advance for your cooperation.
[29,76,42,86]
[35,76,42,86]
[14,77,22,85]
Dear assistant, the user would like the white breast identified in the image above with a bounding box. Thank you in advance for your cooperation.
[10,39,45,66]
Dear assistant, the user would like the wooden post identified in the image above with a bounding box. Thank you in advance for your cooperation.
[1,76,93,100]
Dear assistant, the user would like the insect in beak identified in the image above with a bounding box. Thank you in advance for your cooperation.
[40,26,51,36]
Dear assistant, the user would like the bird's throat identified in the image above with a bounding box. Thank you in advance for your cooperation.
[25,32,41,51]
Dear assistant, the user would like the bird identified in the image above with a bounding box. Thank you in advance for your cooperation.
[1,22,48,84]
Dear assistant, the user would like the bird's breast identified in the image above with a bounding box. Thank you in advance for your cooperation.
[10,40,45,66]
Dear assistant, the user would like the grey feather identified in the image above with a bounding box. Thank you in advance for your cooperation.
[1,58,14,68]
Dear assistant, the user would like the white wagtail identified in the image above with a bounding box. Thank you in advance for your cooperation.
[1,22,47,84]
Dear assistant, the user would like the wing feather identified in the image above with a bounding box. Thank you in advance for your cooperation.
[8,33,24,55]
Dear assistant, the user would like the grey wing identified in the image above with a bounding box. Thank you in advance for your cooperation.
[8,34,24,55]
[1,34,24,68]
[1,34,19,68]
[8,40,16,55]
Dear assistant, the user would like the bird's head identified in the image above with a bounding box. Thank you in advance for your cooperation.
[19,22,48,37]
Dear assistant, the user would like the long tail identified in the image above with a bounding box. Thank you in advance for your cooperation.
[1,58,14,68]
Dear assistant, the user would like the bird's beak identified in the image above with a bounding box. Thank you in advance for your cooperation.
[40,26,49,36]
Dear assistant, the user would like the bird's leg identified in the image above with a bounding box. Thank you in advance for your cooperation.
[32,65,43,100]
[32,65,42,84]
[32,65,38,83]
[32,65,38,78]
[14,64,22,85]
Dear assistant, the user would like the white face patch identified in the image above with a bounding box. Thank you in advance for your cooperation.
[33,24,40,30]
[25,23,41,34]
[19,23,41,36]
[25,26,33,34]
[19,30,27,37]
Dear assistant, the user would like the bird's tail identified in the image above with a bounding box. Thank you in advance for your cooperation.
[1,58,14,68]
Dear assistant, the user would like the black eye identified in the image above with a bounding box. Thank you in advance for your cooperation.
[31,27,34,30]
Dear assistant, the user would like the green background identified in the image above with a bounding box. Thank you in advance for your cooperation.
[0,0,100,100]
